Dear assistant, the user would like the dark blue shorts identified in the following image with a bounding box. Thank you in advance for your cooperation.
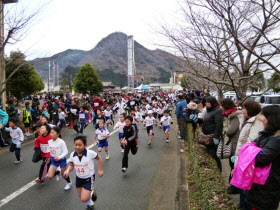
[105,116,111,121]
[118,132,123,140]
[76,174,95,191]
[50,157,67,168]
[147,125,153,134]
[163,125,170,132]
[98,140,109,148]
[59,119,66,124]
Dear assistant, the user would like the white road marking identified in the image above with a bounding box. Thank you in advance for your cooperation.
[0,129,119,208]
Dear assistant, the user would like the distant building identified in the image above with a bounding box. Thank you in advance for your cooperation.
[102,81,121,93]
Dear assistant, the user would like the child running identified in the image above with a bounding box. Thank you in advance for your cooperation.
[159,110,173,143]
[57,107,66,128]
[143,110,157,147]
[34,124,52,183]
[47,126,72,190]
[93,109,106,129]
[5,118,24,164]
[79,106,89,135]
[103,105,113,127]
[64,135,103,209]
[94,121,111,160]
[114,113,126,153]
[121,115,138,173]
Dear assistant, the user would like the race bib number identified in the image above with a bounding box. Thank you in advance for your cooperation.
[40,144,50,153]
[147,120,153,125]
[49,146,60,157]
[130,101,135,106]
[70,108,77,114]
[75,163,90,177]
[79,114,85,118]
[94,103,99,107]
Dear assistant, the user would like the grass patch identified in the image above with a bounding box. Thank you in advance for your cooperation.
[185,124,237,210]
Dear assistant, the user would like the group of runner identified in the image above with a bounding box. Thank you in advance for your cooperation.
[5,91,178,209]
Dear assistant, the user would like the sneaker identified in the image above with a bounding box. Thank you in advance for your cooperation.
[91,187,97,202]
[121,167,127,173]
[177,136,182,139]
[166,139,170,143]
[14,159,22,164]
[148,142,152,147]
[86,204,94,209]
[106,154,110,160]
[35,179,44,183]
[64,181,72,190]
[56,170,61,181]
[26,132,31,137]
[121,149,124,153]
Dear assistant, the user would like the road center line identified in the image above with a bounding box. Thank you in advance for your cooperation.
[0,129,119,208]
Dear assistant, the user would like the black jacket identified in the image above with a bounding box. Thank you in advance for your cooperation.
[246,131,280,210]
[202,107,223,139]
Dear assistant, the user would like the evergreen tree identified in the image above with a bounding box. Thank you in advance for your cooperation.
[74,63,103,94]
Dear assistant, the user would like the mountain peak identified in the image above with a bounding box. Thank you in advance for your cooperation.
[30,32,182,86]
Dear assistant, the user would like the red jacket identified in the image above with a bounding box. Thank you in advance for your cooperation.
[34,134,52,158]
[92,98,105,111]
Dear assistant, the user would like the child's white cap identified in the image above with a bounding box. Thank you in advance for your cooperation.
[148,110,153,114]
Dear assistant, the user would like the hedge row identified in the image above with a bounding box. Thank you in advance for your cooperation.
[185,124,236,209]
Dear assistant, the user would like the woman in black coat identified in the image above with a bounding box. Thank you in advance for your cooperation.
[245,105,280,210]
[201,96,223,171]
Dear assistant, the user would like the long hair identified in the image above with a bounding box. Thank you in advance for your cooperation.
[262,105,280,134]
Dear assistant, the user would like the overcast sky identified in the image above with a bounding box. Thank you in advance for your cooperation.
[4,0,181,60]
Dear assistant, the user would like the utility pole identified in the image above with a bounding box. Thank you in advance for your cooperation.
[0,0,18,109]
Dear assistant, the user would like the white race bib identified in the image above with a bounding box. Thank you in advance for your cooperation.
[40,144,50,153]
[49,146,60,157]
[70,108,77,114]
[75,162,90,177]
[94,103,99,107]
[79,114,85,119]
[130,101,135,106]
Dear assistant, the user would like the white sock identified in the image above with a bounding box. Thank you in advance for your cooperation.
[84,199,93,206]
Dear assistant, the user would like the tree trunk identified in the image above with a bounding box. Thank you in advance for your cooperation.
[218,89,223,104]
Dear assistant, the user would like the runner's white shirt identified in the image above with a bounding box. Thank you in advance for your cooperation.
[48,138,68,159]
[70,149,98,179]
[103,109,113,117]
[114,121,126,133]
[160,116,172,126]
[144,116,156,127]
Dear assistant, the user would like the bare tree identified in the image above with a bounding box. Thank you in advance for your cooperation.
[0,1,50,104]
[160,0,280,103]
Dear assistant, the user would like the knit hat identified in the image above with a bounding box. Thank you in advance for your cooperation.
[187,102,198,110]
[194,89,201,96]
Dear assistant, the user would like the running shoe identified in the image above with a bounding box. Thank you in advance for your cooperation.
[14,159,22,164]
[91,187,97,202]
[35,179,44,183]
[121,149,124,153]
[121,167,127,173]
[177,136,182,139]
[64,181,72,190]
[148,142,152,147]
[106,154,110,160]
[56,169,61,181]
[166,139,170,143]
[86,204,94,209]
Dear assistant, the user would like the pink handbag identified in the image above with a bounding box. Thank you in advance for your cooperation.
[230,142,272,190]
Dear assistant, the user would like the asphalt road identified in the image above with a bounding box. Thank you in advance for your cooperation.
[0,121,176,210]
